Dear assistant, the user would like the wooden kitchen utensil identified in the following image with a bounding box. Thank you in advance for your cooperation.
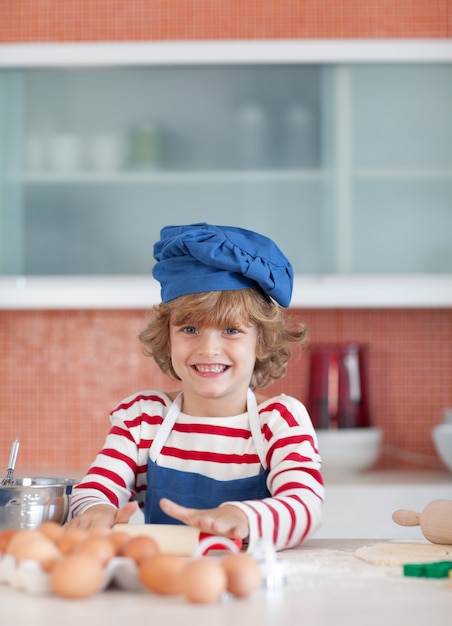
[392,499,452,545]
[112,523,200,556]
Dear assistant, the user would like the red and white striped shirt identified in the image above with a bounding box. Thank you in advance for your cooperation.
[70,391,324,552]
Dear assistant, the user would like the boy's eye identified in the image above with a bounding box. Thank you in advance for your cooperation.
[182,326,197,334]
[225,327,239,334]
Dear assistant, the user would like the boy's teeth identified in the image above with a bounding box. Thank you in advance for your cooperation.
[195,365,226,373]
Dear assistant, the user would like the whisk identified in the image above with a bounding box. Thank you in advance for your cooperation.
[1,436,20,486]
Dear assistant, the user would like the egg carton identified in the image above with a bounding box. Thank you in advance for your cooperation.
[0,553,143,595]
[0,536,285,596]
[0,535,245,596]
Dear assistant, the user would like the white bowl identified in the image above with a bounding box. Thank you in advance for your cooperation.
[432,424,452,472]
[316,427,382,477]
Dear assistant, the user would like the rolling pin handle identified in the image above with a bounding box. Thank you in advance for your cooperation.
[392,509,421,527]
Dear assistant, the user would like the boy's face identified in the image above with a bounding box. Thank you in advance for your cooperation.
[168,317,258,416]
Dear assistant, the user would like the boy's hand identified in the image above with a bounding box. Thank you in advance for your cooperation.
[65,501,138,530]
[159,498,249,540]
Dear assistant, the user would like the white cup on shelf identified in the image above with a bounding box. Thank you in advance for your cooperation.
[89,134,125,172]
[50,133,83,173]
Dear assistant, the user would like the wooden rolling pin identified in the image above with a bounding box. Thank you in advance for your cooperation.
[113,523,200,556]
[392,499,452,545]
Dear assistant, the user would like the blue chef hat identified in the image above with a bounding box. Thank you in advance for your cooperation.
[152,223,293,307]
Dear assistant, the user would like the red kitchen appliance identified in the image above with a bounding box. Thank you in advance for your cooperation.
[306,343,371,429]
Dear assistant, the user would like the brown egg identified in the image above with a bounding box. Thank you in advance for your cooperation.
[57,528,89,555]
[6,530,44,558]
[38,521,65,543]
[121,535,159,565]
[0,529,18,554]
[8,531,62,571]
[180,558,227,604]
[74,536,116,566]
[109,531,133,556]
[221,553,263,598]
[139,554,186,595]
[50,553,105,599]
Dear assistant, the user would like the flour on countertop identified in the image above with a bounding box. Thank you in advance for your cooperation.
[281,547,402,590]
[279,540,452,590]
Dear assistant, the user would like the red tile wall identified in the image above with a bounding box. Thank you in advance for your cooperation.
[0,0,450,42]
[0,2,451,475]
[1,308,451,473]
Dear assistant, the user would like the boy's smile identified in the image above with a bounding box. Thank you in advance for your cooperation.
[191,363,230,374]
[169,321,258,416]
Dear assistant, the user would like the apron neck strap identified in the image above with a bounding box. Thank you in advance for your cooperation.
[149,392,183,462]
[149,390,267,469]
[247,388,267,469]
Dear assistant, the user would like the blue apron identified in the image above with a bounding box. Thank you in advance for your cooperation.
[144,389,271,524]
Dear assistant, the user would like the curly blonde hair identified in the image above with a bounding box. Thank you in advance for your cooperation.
[139,289,308,390]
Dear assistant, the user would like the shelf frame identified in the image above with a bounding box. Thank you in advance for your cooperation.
[1,274,452,310]
[1,39,452,68]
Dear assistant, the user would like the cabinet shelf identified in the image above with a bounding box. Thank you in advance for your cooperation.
[22,169,325,185]
[353,168,452,181]
[22,168,451,184]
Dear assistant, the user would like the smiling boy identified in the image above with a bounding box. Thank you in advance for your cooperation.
[68,223,324,552]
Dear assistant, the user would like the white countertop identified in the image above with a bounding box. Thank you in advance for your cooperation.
[1,538,451,626]
[317,471,452,539]
[325,470,452,486]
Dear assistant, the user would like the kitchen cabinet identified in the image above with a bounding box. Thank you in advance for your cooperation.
[0,40,451,308]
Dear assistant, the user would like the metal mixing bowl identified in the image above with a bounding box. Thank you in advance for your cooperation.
[0,477,78,530]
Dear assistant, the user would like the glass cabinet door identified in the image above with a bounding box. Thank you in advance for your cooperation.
[2,65,327,276]
[347,63,452,273]
[0,62,451,277]
[0,72,24,274]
